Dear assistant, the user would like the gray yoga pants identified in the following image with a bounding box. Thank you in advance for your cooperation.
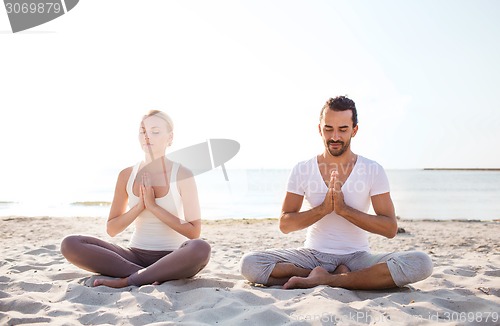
[240,248,433,287]
[60,235,208,286]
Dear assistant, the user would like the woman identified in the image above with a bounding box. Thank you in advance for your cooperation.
[61,110,211,288]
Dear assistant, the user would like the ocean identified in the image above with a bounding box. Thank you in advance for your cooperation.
[1,169,499,220]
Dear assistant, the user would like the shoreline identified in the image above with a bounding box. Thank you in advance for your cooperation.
[423,168,500,171]
[2,215,500,222]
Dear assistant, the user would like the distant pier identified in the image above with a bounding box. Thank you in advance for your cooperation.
[424,168,500,171]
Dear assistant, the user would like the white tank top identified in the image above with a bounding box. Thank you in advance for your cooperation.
[127,161,187,250]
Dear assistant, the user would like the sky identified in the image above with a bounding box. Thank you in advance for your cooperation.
[1,0,500,202]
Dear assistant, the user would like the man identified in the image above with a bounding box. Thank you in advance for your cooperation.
[240,96,433,290]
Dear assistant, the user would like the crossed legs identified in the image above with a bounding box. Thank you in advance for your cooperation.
[283,263,395,289]
[240,248,433,290]
[61,235,211,288]
[267,262,350,286]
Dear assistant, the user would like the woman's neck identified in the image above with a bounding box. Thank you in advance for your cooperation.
[144,153,165,164]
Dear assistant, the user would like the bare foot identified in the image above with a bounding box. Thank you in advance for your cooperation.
[333,264,350,274]
[283,266,333,289]
[93,277,129,288]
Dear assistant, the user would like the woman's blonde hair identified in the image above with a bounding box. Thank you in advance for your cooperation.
[143,110,174,132]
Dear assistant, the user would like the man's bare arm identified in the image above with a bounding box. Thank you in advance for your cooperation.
[332,173,397,238]
[279,189,334,234]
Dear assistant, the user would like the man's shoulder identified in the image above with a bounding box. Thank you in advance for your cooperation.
[356,155,386,175]
[287,156,317,180]
[291,156,317,170]
[357,155,382,166]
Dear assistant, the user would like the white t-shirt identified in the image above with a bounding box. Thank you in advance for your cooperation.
[286,155,390,254]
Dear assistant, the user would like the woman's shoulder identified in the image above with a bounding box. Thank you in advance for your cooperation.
[174,162,194,182]
[117,165,135,181]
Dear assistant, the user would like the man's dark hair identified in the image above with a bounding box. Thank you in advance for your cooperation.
[319,96,358,127]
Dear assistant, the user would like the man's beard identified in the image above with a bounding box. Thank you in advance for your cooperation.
[326,139,350,157]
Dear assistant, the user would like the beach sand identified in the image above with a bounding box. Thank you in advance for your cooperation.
[1,216,499,325]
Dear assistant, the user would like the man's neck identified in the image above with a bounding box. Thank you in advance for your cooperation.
[320,150,357,166]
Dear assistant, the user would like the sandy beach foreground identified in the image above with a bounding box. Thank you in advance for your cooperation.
[1,217,499,325]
